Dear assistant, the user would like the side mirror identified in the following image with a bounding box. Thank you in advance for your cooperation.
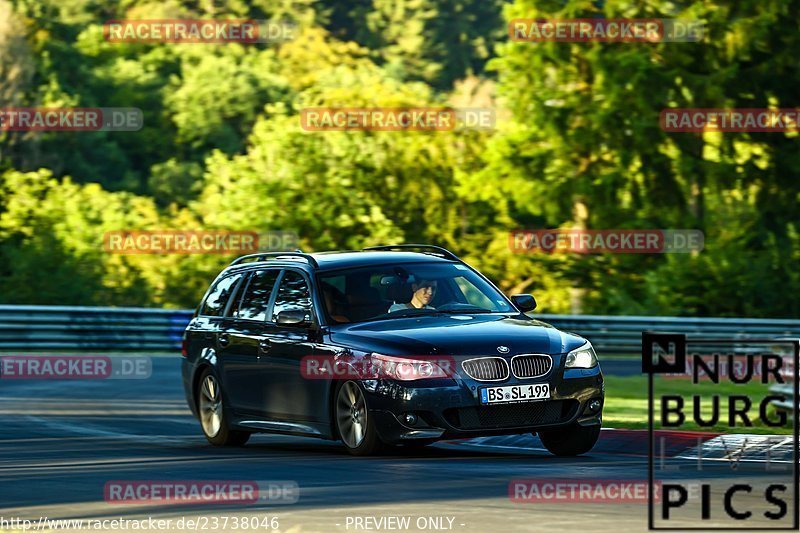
[276,309,311,326]
[511,294,537,312]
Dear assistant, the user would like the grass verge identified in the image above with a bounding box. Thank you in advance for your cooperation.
[603,374,793,435]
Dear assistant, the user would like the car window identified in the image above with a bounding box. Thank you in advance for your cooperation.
[236,269,280,321]
[454,276,495,308]
[200,273,243,317]
[272,270,313,322]
[318,262,514,323]
[227,272,250,318]
[323,274,346,293]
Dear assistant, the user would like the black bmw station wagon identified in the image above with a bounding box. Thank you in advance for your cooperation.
[182,245,604,456]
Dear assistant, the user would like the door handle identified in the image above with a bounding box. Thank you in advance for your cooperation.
[218,333,230,347]
[258,339,272,353]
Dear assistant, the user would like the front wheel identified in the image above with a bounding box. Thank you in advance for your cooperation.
[197,368,250,446]
[334,380,383,456]
[537,424,600,456]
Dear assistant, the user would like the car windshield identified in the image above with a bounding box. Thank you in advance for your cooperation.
[318,262,516,324]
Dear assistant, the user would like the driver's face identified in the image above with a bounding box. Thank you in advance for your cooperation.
[413,281,437,305]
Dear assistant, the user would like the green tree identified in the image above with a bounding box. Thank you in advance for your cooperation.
[479,0,800,316]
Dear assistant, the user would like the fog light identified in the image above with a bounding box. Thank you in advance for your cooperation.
[585,399,602,414]
[401,412,418,426]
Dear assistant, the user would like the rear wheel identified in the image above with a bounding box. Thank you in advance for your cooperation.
[197,368,250,446]
[537,424,600,456]
[335,380,383,456]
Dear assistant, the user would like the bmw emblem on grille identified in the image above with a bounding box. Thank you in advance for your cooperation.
[497,345,510,354]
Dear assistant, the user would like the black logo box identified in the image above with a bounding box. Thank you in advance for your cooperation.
[643,333,799,531]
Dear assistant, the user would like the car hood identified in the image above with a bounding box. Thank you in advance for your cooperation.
[329,314,588,357]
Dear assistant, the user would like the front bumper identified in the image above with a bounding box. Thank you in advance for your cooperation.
[365,365,604,445]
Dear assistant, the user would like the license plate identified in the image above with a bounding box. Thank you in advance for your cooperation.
[480,384,550,405]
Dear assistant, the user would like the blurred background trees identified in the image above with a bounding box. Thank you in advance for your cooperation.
[1,0,798,317]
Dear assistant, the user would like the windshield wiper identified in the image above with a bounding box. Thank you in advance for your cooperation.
[370,308,441,321]
[433,304,495,314]
[366,305,500,322]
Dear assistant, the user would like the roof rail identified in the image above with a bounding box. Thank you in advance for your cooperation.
[362,244,460,262]
[229,252,319,268]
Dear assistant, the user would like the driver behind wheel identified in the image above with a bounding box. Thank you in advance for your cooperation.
[388,279,437,312]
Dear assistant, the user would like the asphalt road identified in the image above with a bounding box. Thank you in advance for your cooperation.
[0,355,794,532]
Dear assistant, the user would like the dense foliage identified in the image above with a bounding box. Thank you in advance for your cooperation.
[1,0,798,317]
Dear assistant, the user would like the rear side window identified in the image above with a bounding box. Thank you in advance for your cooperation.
[272,270,313,321]
[236,269,280,321]
[200,273,243,317]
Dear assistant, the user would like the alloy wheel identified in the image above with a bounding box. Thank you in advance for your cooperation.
[199,374,222,438]
[336,381,367,448]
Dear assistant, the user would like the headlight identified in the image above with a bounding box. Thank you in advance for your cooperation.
[368,353,453,381]
[565,342,598,369]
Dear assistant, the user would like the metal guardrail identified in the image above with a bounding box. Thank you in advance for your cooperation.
[537,314,800,354]
[1,304,800,354]
[0,305,192,351]
[2,304,794,412]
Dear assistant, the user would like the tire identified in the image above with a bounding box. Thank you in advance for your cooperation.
[334,380,383,456]
[197,368,251,446]
[537,424,601,457]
